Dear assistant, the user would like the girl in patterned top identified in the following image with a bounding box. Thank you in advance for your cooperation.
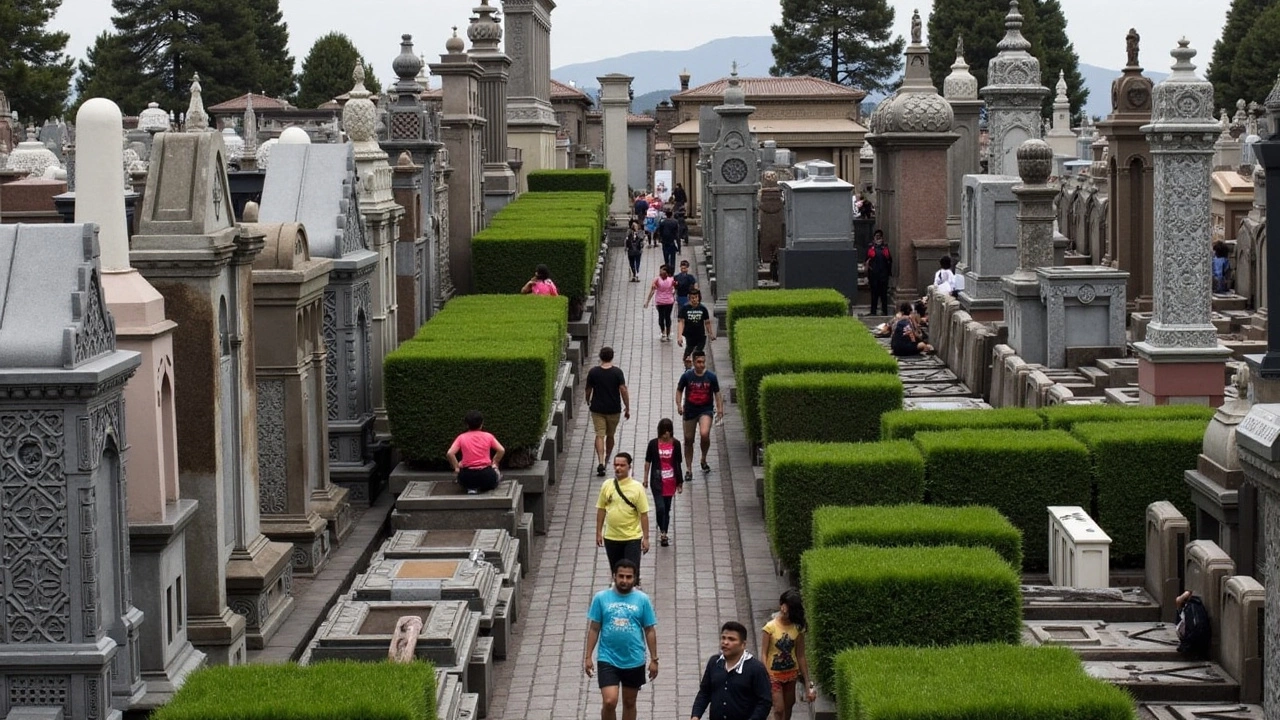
[761,589,815,720]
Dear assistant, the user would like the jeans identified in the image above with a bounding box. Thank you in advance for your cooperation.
[628,253,642,276]
[662,244,678,272]
[869,276,890,315]
[651,491,675,533]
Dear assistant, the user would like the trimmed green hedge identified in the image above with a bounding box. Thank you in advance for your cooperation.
[527,169,612,201]
[1040,403,1216,430]
[765,441,924,570]
[735,317,899,444]
[387,295,567,466]
[153,661,437,720]
[881,407,1045,440]
[725,288,847,339]
[471,224,596,302]
[813,504,1023,569]
[914,429,1091,570]
[1072,420,1206,564]
[803,545,1021,689]
[761,372,903,444]
[834,645,1134,720]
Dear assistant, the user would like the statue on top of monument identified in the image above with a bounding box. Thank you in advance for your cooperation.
[186,73,209,132]
[911,10,922,45]
[956,35,965,59]
[1125,28,1140,68]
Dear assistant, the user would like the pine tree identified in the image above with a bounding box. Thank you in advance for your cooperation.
[769,0,905,95]
[0,0,75,120]
[248,0,296,99]
[1208,0,1278,108]
[296,33,381,109]
[927,0,1087,119]
[74,32,162,115]
[1228,2,1280,106]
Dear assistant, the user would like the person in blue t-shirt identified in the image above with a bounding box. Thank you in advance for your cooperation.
[585,559,659,720]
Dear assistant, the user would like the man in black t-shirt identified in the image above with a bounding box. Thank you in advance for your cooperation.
[677,290,714,370]
[586,346,631,477]
[675,351,723,482]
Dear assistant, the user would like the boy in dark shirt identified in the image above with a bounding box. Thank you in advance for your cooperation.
[673,260,698,310]
[677,290,713,370]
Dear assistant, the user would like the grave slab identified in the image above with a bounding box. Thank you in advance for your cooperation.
[391,480,524,538]
[902,398,993,410]
[1023,620,1180,660]
[1145,703,1264,720]
[1021,584,1161,622]
[380,528,522,581]
[470,635,493,718]
[1083,660,1239,702]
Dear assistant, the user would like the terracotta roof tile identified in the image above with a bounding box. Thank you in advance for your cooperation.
[627,113,656,125]
[551,78,591,101]
[672,76,866,102]
[207,92,294,113]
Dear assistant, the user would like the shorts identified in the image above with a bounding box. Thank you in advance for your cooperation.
[597,661,646,689]
[769,669,800,693]
[681,340,705,359]
[591,412,621,439]
[683,412,713,435]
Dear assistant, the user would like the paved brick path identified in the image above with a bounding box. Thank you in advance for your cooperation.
[489,244,788,720]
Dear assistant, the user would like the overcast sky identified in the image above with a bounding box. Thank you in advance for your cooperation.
[53,0,1231,90]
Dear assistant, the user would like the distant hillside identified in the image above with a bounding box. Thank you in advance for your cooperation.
[633,89,678,114]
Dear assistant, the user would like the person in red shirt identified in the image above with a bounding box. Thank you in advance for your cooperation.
[446,410,505,494]
[642,418,685,547]
[865,230,892,316]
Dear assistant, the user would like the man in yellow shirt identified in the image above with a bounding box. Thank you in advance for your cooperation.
[596,453,651,583]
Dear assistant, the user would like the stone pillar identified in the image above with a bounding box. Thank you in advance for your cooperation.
[708,67,761,308]
[342,63,404,439]
[1046,71,1078,158]
[76,98,204,709]
[1133,40,1232,406]
[1096,29,1155,308]
[866,11,959,304]
[503,0,559,184]
[1003,139,1057,364]
[469,1,517,213]
[944,37,983,248]
[981,1,1049,176]
[248,223,348,576]
[431,30,485,294]
[0,223,143,720]
[131,86,294,657]
[599,73,634,221]
[1234,405,1280,720]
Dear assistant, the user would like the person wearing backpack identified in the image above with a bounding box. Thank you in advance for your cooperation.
[625,221,646,282]
[596,452,651,583]
[1175,590,1211,658]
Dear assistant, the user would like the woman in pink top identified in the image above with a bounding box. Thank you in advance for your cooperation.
[643,264,677,341]
[520,264,559,296]
[447,410,506,494]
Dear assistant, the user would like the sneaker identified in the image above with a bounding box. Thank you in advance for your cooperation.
[701,460,711,473]
[596,463,606,477]
[660,534,669,547]
[684,471,693,483]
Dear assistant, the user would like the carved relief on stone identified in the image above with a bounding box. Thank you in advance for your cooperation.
[256,379,287,514]
[323,290,339,422]
[74,272,116,366]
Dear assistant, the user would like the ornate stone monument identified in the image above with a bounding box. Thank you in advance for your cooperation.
[1003,140,1058,364]
[503,0,559,183]
[1097,29,1156,308]
[707,66,761,307]
[598,73,634,220]
[0,223,142,719]
[958,174,1020,320]
[980,1,1048,175]
[867,12,958,302]
[1046,71,1078,158]
[469,1,517,213]
[75,98,204,708]
[430,30,486,294]
[778,160,856,301]
[1133,40,1232,406]
[131,94,294,656]
[944,36,984,247]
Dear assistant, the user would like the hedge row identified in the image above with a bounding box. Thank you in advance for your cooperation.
[761,372,903,444]
[471,190,608,303]
[834,645,1133,720]
[812,504,1023,569]
[803,544,1021,689]
[1040,403,1216,430]
[913,429,1092,571]
[154,661,437,720]
[1071,420,1206,563]
[734,317,898,444]
[764,441,924,570]
[881,407,1045,440]
[386,295,567,466]
[725,288,847,340]
[527,169,611,201]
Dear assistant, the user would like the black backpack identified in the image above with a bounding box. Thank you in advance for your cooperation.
[1176,595,1211,657]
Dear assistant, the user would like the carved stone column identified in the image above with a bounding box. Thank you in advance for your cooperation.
[1002,139,1057,364]
[980,1,1048,175]
[469,1,517,213]
[503,0,559,184]
[944,38,984,249]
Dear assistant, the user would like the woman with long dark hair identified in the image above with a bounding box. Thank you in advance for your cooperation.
[642,418,684,547]
[761,589,815,720]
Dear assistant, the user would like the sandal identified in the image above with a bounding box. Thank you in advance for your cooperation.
[660,534,669,547]
[701,461,711,473]
[684,471,693,483]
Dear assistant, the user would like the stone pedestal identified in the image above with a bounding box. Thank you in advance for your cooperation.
[599,74,633,220]
[503,0,559,185]
[1038,266,1128,369]
[778,160,856,300]
[959,175,1019,319]
[1134,41,1231,406]
[1186,368,1253,573]
[132,129,292,658]
[1003,274,1046,364]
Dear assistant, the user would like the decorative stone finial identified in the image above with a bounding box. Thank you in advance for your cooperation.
[956,35,965,59]
[446,26,465,54]
[342,61,377,144]
[1126,28,1140,68]
[467,0,503,48]
[1016,138,1054,185]
[723,63,745,106]
[1169,37,1196,75]
[870,16,954,134]
[138,101,169,132]
[242,200,260,223]
[997,1,1032,52]
[911,9,922,45]
[393,34,424,83]
[243,92,258,156]
[186,73,209,131]
[944,35,978,100]
[1056,70,1067,97]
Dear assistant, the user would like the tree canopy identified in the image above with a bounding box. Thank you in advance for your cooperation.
[1226,2,1280,108]
[927,0,1087,120]
[1208,0,1278,107]
[0,0,75,120]
[296,32,381,109]
[769,0,905,95]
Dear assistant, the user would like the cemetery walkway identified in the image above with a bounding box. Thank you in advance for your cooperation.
[488,243,788,720]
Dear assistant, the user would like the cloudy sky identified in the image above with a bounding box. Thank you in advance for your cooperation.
[53,0,1231,88]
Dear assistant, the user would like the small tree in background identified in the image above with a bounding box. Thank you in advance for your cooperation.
[1208,0,1278,107]
[770,0,904,95]
[1227,2,1280,106]
[296,32,381,109]
[0,0,75,120]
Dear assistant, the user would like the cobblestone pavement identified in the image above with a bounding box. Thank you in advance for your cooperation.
[488,244,789,720]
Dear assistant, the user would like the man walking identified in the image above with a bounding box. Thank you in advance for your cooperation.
[690,622,773,720]
[595,453,650,577]
[866,229,892,316]
[677,290,713,370]
[585,559,659,720]
[657,210,681,271]
[633,192,650,232]
[674,259,698,311]
[675,351,723,481]
[586,346,631,477]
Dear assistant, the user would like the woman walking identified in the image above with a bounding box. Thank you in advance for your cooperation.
[643,264,677,341]
[642,418,684,547]
[762,589,816,720]
[625,221,645,282]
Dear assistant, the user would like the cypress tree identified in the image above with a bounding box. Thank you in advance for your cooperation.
[296,33,381,109]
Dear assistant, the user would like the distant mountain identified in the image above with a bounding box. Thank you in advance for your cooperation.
[553,36,1167,127]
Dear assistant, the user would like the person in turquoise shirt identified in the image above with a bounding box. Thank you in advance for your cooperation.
[584,559,659,720]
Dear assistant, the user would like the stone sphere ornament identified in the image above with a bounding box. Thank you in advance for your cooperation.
[1016,138,1054,185]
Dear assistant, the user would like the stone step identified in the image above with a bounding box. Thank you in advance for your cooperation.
[1083,660,1240,703]
[1021,585,1161,623]
[1023,620,1181,660]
